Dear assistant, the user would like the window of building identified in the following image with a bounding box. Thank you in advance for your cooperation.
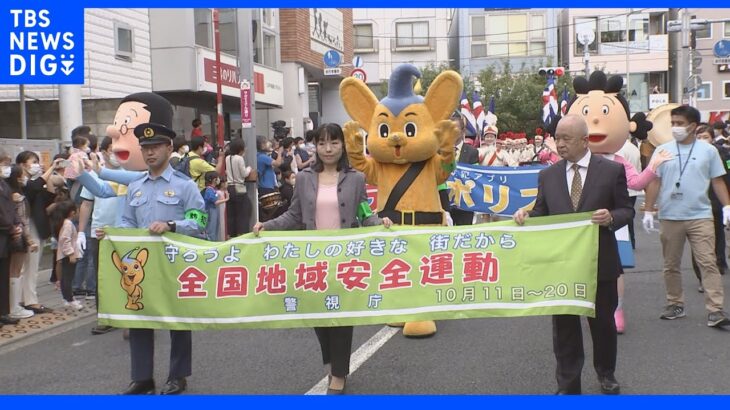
[396,21,429,48]
[262,33,276,67]
[114,22,134,61]
[354,24,374,50]
[725,22,730,38]
[194,9,212,48]
[575,13,651,56]
[471,12,546,58]
[697,82,712,100]
[723,81,730,99]
[262,9,275,28]
[252,9,278,69]
[471,44,487,58]
[219,8,237,56]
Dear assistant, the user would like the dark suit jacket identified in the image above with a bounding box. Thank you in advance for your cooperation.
[458,143,480,165]
[529,153,633,281]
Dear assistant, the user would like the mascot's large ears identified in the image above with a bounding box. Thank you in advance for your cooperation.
[424,71,463,121]
[630,112,653,140]
[340,78,379,125]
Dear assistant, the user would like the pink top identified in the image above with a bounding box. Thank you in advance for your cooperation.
[57,219,80,261]
[538,149,560,165]
[606,153,657,191]
[64,148,89,180]
[315,183,341,230]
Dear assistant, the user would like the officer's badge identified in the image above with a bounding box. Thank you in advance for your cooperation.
[134,191,142,197]
[143,127,154,138]
[164,190,175,197]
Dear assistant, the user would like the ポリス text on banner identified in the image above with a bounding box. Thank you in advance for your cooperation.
[98,213,598,330]
[447,164,545,217]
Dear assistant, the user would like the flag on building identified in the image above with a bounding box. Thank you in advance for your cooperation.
[460,91,478,138]
[472,91,486,136]
[560,85,570,115]
[542,75,559,128]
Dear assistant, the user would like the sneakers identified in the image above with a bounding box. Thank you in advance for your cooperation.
[85,291,96,301]
[698,285,705,293]
[9,306,34,320]
[73,289,87,297]
[614,308,625,334]
[64,300,84,311]
[660,304,686,320]
[707,311,730,327]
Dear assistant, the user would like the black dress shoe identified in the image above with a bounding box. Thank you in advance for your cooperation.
[121,380,155,395]
[160,378,187,395]
[0,315,20,325]
[598,375,620,395]
[91,325,115,335]
[555,389,581,395]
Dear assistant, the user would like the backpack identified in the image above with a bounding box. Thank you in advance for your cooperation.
[173,154,203,182]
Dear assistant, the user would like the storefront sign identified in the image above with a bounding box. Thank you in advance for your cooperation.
[310,8,343,55]
[197,48,283,107]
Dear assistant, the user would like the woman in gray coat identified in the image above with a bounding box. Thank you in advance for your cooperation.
[254,123,391,394]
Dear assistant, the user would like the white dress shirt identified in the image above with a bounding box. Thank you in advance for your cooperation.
[565,150,591,196]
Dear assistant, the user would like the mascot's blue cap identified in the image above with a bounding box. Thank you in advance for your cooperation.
[381,64,423,116]
[122,248,139,263]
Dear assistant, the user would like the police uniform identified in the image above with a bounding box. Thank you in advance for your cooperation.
[120,123,205,395]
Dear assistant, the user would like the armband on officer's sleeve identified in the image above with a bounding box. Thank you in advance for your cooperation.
[184,209,208,228]
[441,159,456,173]
[357,201,373,222]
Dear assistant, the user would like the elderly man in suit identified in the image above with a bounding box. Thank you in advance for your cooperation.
[513,114,634,395]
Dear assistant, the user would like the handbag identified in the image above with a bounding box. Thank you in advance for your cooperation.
[9,234,29,253]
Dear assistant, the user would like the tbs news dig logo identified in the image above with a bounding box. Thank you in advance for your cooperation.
[2,8,83,84]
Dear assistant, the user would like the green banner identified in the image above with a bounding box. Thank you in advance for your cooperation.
[98,213,598,330]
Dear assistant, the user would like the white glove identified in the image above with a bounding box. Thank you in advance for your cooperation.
[77,231,86,252]
[642,212,657,233]
[444,211,454,227]
[723,206,730,226]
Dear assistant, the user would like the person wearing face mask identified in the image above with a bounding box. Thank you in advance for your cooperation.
[0,149,25,326]
[6,165,39,319]
[16,152,63,315]
[294,136,314,170]
[690,125,730,290]
[643,105,730,327]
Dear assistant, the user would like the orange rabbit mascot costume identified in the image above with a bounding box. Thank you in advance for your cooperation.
[339,64,463,338]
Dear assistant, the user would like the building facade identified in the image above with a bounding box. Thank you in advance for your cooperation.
[149,8,284,140]
[0,8,152,140]
[271,8,354,135]
[449,8,560,79]
[559,8,670,114]
[353,8,451,97]
[690,8,730,124]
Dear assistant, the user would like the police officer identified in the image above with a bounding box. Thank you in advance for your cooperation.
[110,118,205,395]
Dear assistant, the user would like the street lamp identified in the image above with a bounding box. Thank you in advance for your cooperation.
[577,29,596,77]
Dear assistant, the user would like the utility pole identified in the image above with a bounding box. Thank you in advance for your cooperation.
[236,9,258,227]
[19,85,27,140]
[213,8,225,147]
[59,85,82,143]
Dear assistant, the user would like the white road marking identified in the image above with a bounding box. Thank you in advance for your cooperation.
[72,340,89,347]
[305,325,400,395]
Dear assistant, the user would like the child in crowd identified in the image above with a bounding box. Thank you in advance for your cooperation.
[202,171,222,241]
[215,177,229,240]
[279,170,295,214]
[53,200,83,310]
